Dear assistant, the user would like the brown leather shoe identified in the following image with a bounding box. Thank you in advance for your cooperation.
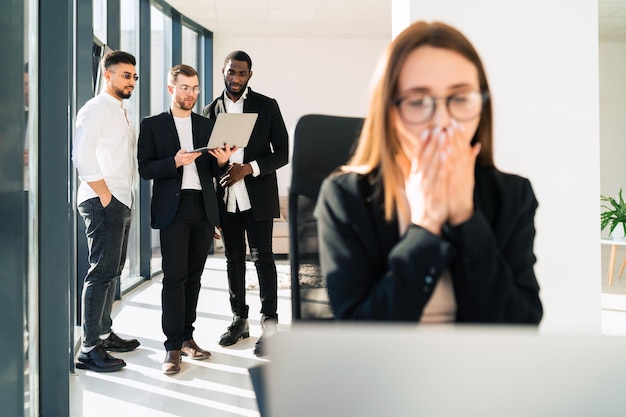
[181,339,211,360]
[161,350,181,375]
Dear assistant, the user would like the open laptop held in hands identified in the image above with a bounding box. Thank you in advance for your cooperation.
[191,112,258,152]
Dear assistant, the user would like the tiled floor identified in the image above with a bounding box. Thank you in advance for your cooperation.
[69,244,626,416]
[70,254,292,417]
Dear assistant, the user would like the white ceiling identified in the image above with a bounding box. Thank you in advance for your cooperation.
[165,0,392,39]
[166,0,626,43]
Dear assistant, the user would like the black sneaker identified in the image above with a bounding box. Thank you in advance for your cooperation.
[76,344,126,372]
[101,332,140,352]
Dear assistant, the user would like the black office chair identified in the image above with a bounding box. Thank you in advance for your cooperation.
[289,114,364,320]
[249,116,363,417]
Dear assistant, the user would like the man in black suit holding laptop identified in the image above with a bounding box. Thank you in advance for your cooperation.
[202,50,289,357]
[138,64,233,374]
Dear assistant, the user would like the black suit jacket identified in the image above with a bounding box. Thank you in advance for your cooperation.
[314,165,543,324]
[202,88,289,223]
[137,110,220,229]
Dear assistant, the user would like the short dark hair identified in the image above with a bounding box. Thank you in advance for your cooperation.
[101,50,136,70]
[169,64,198,85]
[224,50,252,71]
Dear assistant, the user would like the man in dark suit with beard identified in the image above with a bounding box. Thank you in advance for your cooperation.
[138,64,233,374]
[202,51,288,357]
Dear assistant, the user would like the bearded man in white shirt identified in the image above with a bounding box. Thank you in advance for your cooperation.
[72,50,141,373]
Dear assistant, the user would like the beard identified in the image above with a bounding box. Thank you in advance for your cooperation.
[175,95,197,111]
[224,79,248,99]
[114,87,132,100]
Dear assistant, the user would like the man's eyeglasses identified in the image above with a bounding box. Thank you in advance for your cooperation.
[392,90,488,125]
[110,71,139,81]
[177,85,201,95]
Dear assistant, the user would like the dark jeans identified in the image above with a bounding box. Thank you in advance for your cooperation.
[160,190,212,351]
[221,209,277,320]
[78,196,131,347]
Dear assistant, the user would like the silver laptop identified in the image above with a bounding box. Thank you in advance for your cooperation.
[207,112,257,149]
[265,324,626,417]
[191,113,258,152]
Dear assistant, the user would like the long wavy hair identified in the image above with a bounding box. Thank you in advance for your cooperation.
[344,21,494,221]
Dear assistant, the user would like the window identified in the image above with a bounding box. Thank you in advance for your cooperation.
[182,25,200,112]
[182,24,199,70]
[150,4,172,114]
[120,0,142,282]
[93,0,107,44]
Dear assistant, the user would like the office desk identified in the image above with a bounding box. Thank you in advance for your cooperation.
[601,238,626,286]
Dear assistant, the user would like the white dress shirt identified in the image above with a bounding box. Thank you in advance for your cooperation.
[223,89,260,213]
[73,92,137,208]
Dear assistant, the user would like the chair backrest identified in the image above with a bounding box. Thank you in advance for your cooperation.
[289,114,364,320]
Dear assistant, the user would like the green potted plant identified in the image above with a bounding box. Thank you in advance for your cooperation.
[601,188,626,240]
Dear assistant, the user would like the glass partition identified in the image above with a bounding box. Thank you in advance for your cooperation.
[121,0,139,129]
[93,0,107,45]
[25,0,37,415]
[182,24,199,112]
[150,4,172,114]
[121,0,138,56]
[182,24,198,69]
[119,0,143,287]
[149,4,173,274]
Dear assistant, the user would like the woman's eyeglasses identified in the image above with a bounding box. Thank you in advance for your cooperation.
[393,90,488,125]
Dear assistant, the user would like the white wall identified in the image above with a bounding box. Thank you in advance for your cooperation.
[396,0,601,332]
[211,37,389,195]
[599,42,626,201]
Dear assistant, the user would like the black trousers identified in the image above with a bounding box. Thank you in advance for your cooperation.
[160,190,212,351]
[221,209,277,320]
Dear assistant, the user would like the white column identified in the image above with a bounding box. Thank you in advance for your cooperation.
[392,0,601,333]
